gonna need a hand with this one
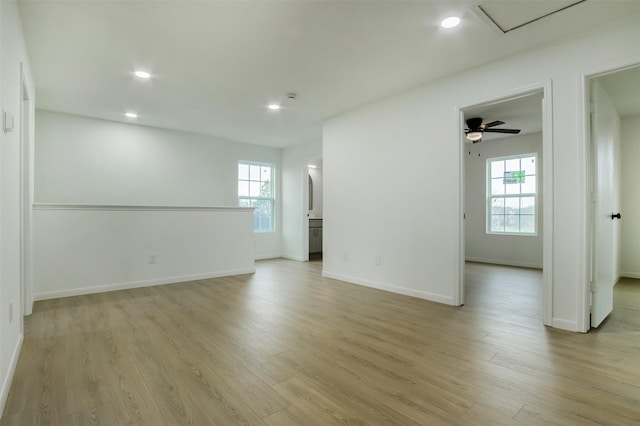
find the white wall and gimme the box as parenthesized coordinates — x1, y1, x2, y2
(0, 0, 36, 415)
(281, 141, 322, 261)
(620, 115, 640, 278)
(465, 132, 543, 268)
(35, 110, 228, 205)
(35, 110, 282, 259)
(323, 14, 640, 332)
(33, 205, 255, 300)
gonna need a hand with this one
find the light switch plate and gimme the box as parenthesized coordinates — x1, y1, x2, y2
(3, 110, 15, 133)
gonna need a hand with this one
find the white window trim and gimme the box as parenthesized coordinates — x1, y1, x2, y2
(486, 153, 538, 236)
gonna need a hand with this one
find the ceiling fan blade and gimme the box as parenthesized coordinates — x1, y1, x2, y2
(483, 120, 505, 128)
(484, 128, 521, 134)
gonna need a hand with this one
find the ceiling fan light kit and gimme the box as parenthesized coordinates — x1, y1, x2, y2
(466, 131, 483, 142)
(464, 117, 521, 143)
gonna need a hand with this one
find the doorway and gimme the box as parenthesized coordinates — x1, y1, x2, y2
(585, 64, 640, 329)
(306, 159, 323, 261)
(458, 84, 553, 327)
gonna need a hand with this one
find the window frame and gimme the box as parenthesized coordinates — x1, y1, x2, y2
(486, 153, 538, 236)
(238, 161, 276, 233)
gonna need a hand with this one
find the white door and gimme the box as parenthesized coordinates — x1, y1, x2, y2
(590, 80, 620, 328)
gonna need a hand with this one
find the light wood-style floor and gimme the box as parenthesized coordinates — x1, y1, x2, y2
(2, 260, 639, 425)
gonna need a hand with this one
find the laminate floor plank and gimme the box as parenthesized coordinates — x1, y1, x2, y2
(272, 376, 377, 426)
(459, 403, 526, 426)
(93, 355, 168, 426)
(270, 350, 426, 426)
(65, 403, 121, 426)
(176, 363, 267, 425)
(129, 340, 219, 425)
(3, 260, 640, 425)
(262, 406, 319, 426)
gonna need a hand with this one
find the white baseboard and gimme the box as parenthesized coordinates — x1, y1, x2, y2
(551, 317, 581, 332)
(465, 257, 543, 269)
(33, 268, 256, 301)
(0, 332, 23, 418)
(280, 254, 306, 261)
(322, 271, 454, 305)
(254, 255, 282, 260)
(620, 271, 640, 279)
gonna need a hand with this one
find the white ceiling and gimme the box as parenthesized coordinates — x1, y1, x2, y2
(597, 66, 640, 118)
(18, 0, 640, 148)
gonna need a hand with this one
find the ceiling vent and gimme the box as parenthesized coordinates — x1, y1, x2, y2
(475, 0, 587, 34)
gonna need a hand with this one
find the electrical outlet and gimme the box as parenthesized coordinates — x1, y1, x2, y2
(343, 252, 348, 261)
(9, 302, 13, 322)
(149, 254, 157, 264)
(374, 255, 382, 266)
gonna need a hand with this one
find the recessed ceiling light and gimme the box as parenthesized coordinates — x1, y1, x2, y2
(441, 16, 461, 29)
(125, 112, 138, 118)
(134, 70, 151, 79)
(267, 104, 281, 110)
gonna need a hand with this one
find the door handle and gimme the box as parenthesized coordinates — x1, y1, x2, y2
(611, 213, 621, 220)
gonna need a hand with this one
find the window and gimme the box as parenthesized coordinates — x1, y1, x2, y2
(487, 154, 537, 235)
(238, 161, 275, 232)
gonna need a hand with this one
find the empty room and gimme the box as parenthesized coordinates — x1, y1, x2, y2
(1, 1, 640, 424)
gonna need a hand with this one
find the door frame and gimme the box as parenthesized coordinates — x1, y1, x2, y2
(20, 63, 33, 317)
(579, 58, 640, 332)
(456, 80, 553, 327)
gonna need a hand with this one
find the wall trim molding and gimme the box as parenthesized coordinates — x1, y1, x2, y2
(465, 257, 543, 270)
(33, 268, 256, 301)
(0, 333, 23, 417)
(33, 204, 253, 212)
(322, 271, 455, 305)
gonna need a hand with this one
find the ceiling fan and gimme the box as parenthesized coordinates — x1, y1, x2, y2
(465, 117, 521, 143)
